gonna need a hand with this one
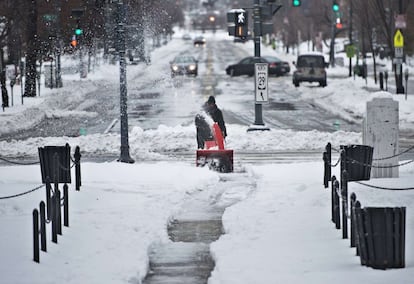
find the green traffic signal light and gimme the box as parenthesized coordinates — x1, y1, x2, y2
(332, 2, 339, 12)
(292, 0, 301, 7)
(75, 28, 83, 36)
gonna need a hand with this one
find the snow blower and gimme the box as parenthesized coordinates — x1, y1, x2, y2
(196, 122, 233, 173)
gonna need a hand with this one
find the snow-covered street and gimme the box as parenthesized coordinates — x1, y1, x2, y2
(1, 30, 414, 284)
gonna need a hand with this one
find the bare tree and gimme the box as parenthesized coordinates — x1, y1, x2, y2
(0, 15, 9, 108)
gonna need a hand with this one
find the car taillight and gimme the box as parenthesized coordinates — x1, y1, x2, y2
(269, 63, 277, 68)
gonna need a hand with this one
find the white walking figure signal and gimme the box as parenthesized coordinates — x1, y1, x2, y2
(238, 13, 245, 24)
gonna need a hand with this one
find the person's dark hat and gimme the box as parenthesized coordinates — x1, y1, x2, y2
(207, 96, 215, 104)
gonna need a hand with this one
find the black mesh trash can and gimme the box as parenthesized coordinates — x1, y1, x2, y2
(340, 145, 373, 181)
(355, 207, 406, 269)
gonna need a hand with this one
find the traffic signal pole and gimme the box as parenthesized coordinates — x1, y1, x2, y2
(229, 1, 280, 131)
(253, 0, 264, 126)
(248, 0, 270, 131)
(253, 0, 261, 59)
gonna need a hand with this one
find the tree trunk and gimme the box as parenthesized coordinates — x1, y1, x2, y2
(24, 0, 38, 97)
(0, 48, 9, 108)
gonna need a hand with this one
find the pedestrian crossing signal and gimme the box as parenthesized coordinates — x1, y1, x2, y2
(235, 25, 247, 37)
(70, 35, 77, 47)
(235, 11, 248, 38)
(336, 18, 343, 29)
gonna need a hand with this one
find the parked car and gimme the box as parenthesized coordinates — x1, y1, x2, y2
(193, 36, 206, 46)
(225, 56, 290, 77)
(262, 56, 290, 75)
(292, 53, 327, 87)
(182, 33, 192, 41)
(170, 55, 198, 77)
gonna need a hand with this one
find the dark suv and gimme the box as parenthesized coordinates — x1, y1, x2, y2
(293, 53, 327, 87)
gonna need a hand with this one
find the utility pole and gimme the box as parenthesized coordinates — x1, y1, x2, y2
(117, 0, 134, 163)
(348, 0, 353, 77)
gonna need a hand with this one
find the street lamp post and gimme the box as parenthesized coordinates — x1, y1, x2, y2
(117, 0, 134, 163)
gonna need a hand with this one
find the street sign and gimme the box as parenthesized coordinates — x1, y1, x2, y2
(395, 47, 403, 58)
(395, 14, 407, 29)
(394, 29, 404, 48)
(255, 63, 268, 104)
(345, 44, 355, 58)
(393, 58, 403, 65)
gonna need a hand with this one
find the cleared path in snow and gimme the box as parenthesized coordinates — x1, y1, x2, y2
(143, 172, 255, 284)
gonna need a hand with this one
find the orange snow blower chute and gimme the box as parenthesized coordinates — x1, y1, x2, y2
(196, 122, 233, 173)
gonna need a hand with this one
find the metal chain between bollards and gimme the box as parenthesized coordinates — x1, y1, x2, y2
(332, 145, 414, 162)
(345, 155, 414, 169)
(0, 185, 45, 200)
(355, 181, 414, 191)
(0, 155, 40, 165)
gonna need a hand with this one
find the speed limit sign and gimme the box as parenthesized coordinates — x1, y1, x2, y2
(255, 63, 268, 103)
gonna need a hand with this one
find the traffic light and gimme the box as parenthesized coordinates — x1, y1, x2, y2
(292, 0, 301, 7)
(335, 18, 343, 29)
(234, 11, 248, 38)
(332, 1, 339, 12)
(75, 27, 83, 36)
(70, 35, 77, 47)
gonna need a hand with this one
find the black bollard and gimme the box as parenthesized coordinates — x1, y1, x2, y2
(323, 143, 332, 188)
(46, 180, 52, 220)
(405, 69, 409, 100)
(63, 184, 69, 227)
(334, 180, 340, 229)
(354, 201, 365, 261)
(341, 170, 348, 239)
(331, 175, 337, 223)
(327, 143, 331, 185)
(384, 71, 388, 91)
(56, 189, 62, 235)
(323, 151, 328, 188)
(51, 194, 57, 243)
(33, 209, 39, 263)
(350, 193, 356, 248)
(40, 201, 47, 252)
(75, 146, 82, 191)
(379, 72, 384, 90)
